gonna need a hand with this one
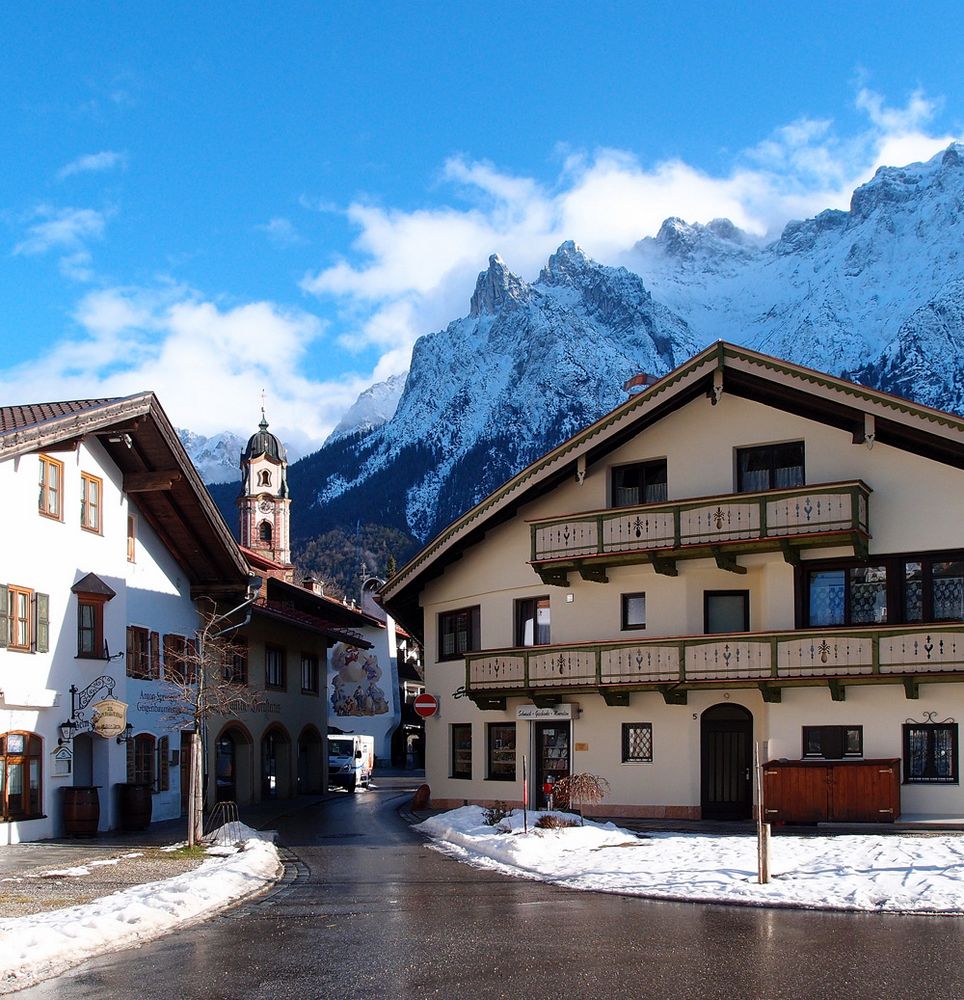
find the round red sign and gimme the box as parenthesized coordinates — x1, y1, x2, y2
(413, 693, 439, 718)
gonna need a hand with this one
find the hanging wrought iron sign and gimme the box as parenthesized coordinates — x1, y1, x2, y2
(90, 697, 128, 740)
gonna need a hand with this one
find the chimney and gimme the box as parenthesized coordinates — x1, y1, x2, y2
(301, 576, 324, 596)
(623, 373, 660, 394)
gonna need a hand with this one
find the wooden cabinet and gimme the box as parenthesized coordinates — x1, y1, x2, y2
(763, 758, 900, 824)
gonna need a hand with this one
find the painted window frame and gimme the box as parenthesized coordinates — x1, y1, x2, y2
(80, 472, 103, 533)
(703, 590, 750, 634)
(514, 596, 550, 647)
(0, 731, 43, 821)
(735, 440, 805, 493)
(127, 514, 137, 562)
(621, 592, 647, 631)
(38, 454, 64, 521)
(7, 585, 33, 651)
(132, 733, 156, 788)
(163, 633, 192, 685)
(222, 638, 248, 685)
(265, 644, 286, 690)
(301, 652, 319, 695)
(450, 723, 472, 779)
(802, 725, 863, 759)
(621, 722, 654, 764)
(486, 722, 516, 781)
(903, 723, 959, 784)
(438, 606, 480, 662)
(610, 458, 668, 508)
(76, 596, 106, 658)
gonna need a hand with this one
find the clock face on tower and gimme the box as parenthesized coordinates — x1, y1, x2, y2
(259, 499, 273, 513)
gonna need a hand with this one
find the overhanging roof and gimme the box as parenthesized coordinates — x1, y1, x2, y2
(0, 392, 249, 595)
(380, 341, 964, 639)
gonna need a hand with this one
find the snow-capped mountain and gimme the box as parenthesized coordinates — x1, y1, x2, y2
(327, 371, 407, 443)
(286, 143, 964, 547)
(177, 429, 245, 485)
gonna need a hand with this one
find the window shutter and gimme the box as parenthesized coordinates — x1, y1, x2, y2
(126, 737, 135, 782)
(150, 631, 160, 679)
(159, 736, 170, 791)
(0, 584, 8, 648)
(34, 593, 49, 653)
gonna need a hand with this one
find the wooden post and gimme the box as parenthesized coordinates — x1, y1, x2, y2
(755, 740, 770, 884)
(522, 755, 528, 834)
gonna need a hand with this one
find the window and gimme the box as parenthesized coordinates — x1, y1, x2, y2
(127, 515, 137, 562)
(265, 644, 286, 689)
(77, 598, 105, 657)
(38, 454, 63, 519)
(132, 733, 156, 787)
(736, 441, 804, 492)
(451, 724, 472, 779)
(0, 732, 43, 821)
(80, 473, 102, 533)
(0, 585, 48, 653)
(163, 634, 192, 684)
(621, 593, 646, 631)
(438, 606, 480, 661)
(802, 553, 964, 628)
(258, 470, 272, 487)
(301, 652, 319, 694)
(903, 723, 958, 784)
(487, 723, 516, 780)
(515, 597, 550, 646)
(802, 725, 863, 759)
(704, 590, 749, 634)
(223, 638, 248, 685)
(622, 722, 653, 764)
(259, 521, 273, 543)
(126, 626, 159, 679)
(611, 459, 667, 507)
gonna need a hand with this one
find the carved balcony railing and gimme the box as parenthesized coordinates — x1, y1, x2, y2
(528, 481, 871, 584)
(464, 623, 964, 707)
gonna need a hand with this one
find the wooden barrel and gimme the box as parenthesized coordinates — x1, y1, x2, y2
(62, 786, 100, 837)
(117, 782, 153, 831)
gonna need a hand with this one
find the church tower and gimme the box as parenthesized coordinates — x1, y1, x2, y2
(238, 409, 291, 567)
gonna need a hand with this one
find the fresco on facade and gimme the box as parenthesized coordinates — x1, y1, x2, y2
(330, 642, 389, 717)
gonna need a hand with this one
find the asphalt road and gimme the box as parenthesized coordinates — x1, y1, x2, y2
(15, 780, 964, 1000)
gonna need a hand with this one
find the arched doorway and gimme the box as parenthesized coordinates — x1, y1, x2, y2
(261, 725, 291, 800)
(213, 723, 254, 806)
(700, 703, 753, 820)
(297, 726, 324, 794)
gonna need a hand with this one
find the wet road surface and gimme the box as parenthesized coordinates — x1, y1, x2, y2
(14, 780, 964, 999)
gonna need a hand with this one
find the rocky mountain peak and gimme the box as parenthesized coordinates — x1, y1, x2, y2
(469, 254, 529, 317)
(540, 240, 592, 285)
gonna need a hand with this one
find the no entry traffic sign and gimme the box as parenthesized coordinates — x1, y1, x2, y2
(413, 692, 440, 718)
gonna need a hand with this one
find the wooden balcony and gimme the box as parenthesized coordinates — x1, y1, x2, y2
(464, 624, 964, 708)
(528, 481, 871, 585)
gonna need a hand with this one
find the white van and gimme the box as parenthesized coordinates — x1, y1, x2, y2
(327, 734, 375, 791)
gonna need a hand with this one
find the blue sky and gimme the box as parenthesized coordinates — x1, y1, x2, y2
(1, 2, 961, 453)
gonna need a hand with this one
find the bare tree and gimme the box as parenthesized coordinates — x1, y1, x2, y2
(160, 598, 265, 846)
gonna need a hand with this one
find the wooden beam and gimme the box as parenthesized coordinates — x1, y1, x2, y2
(661, 686, 687, 705)
(828, 679, 846, 702)
(532, 694, 559, 709)
(601, 689, 630, 707)
(469, 695, 507, 711)
(578, 564, 609, 584)
(652, 556, 678, 577)
(758, 684, 782, 703)
(31, 438, 81, 453)
(903, 677, 920, 700)
(124, 471, 182, 492)
(779, 540, 801, 566)
(536, 567, 570, 587)
(713, 548, 747, 575)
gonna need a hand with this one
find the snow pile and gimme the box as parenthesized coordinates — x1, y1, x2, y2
(0, 825, 280, 991)
(416, 806, 964, 914)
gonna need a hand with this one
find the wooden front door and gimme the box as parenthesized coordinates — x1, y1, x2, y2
(701, 704, 753, 820)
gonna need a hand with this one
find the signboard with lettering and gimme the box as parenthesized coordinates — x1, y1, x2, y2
(90, 698, 128, 739)
(516, 704, 577, 721)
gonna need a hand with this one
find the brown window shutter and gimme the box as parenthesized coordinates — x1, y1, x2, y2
(150, 632, 160, 679)
(126, 737, 135, 782)
(126, 626, 135, 676)
(159, 736, 170, 791)
(34, 593, 49, 653)
(0, 584, 8, 648)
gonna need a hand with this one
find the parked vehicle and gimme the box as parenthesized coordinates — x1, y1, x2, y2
(327, 734, 375, 791)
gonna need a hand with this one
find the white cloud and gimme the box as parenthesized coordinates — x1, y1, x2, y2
(257, 217, 306, 247)
(0, 286, 373, 450)
(300, 87, 959, 380)
(57, 151, 127, 181)
(13, 206, 107, 257)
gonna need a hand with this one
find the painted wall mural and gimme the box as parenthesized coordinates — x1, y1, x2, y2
(330, 642, 389, 717)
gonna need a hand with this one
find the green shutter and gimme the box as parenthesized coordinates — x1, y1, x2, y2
(34, 593, 49, 653)
(0, 584, 8, 648)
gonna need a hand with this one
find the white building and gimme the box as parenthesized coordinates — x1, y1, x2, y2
(0, 395, 249, 843)
(382, 344, 964, 822)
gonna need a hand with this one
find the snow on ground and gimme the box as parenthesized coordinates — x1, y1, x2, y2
(0, 825, 280, 993)
(416, 806, 964, 915)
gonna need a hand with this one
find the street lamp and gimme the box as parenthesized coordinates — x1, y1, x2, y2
(58, 719, 77, 746)
(116, 723, 135, 745)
